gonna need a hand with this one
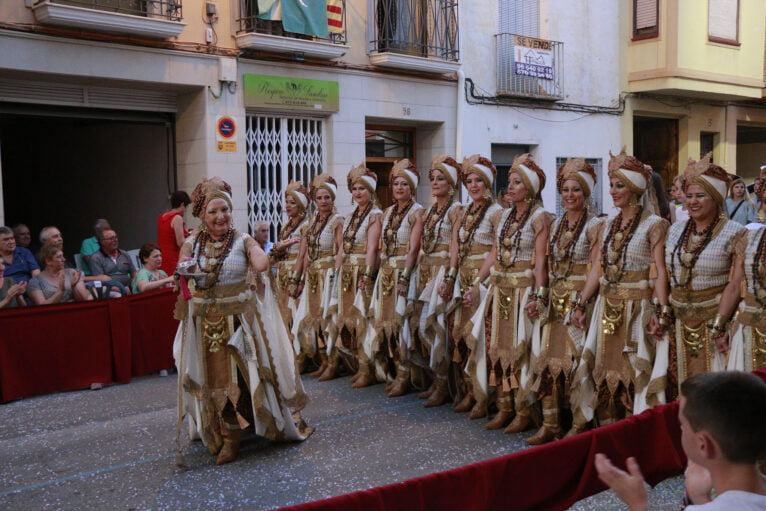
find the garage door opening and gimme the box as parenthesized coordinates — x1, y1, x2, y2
(0, 104, 176, 259)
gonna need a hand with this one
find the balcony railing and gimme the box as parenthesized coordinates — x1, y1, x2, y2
(369, 0, 459, 62)
(236, 0, 346, 44)
(496, 33, 563, 101)
(34, 0, 183, 21)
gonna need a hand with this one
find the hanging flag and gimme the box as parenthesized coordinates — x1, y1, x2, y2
(281, 0, 330, 39)
(327, 0, 343, 34)
(257, 0, 282, 20)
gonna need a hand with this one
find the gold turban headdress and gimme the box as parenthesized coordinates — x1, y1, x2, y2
(430, 155, 461, 189)
(310, 173, 338, 201)
(285, 181, 309, 212)
(347, 163, 377, 194)
(557, 158, 597, 197)
(511, 153, 546, 200)
(190, 176, 233, 219)
(682, 152, 730, 205)
(608, 147, 652, 195)
(461, 154, 496, 188)
(390, 158, 419, 192)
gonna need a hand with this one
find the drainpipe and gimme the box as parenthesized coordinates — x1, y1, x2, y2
(455, 1, 464, 199)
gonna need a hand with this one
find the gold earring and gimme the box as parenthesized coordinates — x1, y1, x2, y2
(629, 195, 638, 207)
(448, 187, 455, 196)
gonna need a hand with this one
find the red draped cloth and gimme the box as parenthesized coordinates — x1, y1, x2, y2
(280, 369, 766, 511)
(0, 289, 177, 402)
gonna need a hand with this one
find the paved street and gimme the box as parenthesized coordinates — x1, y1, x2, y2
(0, 373, 683, 510)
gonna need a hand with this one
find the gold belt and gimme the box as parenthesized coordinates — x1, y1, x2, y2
(600, 280, 652, 301)
(420, 254, 450, 267)
(671, 285, 725, 305)
(422, 243, 450, 256)
(551, 276, 586, 294)
(737, 293, 766, 327)
(492, 270, 534, 289)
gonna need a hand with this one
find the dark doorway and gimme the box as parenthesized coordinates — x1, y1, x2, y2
(633, 116, 678, 188)
(492, 144, 530, 200)
(0, 105, 176, 259)
(365, 125, 415, 209)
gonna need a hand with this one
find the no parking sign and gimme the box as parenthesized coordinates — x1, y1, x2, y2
(216, 116, 237, 152)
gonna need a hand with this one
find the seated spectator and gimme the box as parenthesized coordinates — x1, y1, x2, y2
(0, 259, 27, 308)
(132, 243, 174, 293)
(88, 229, 135, 294)
(0, 225, 40, 284)
(37, 226, 68, 266)
(595, 371, 766, 510)
(157, 190, 191, 275)
(28, 246, 91, 305)
(80, 219, 110, 277)
(12, 223, 33, 250)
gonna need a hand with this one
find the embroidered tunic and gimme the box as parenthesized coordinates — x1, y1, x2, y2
(729, 226, 766, 372)
(273, 217, 310, 342)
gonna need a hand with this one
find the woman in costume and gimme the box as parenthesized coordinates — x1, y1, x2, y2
(414, 155, 464, 407)
(527, 158, 601, 444)
(439, 155, 503, 418)
(335, 165, 383, 389)
(726, 177, 756, 226)
(174, 177, 312, 465)
(269, 182, 310, 370)
(726, 221, 766, 372)
(367, 159, 424, 396)
(465, 154, 552, 434)
(662, 154, 745, 393)
(290, 174, 345, 380)
(571, 149, 669, 428)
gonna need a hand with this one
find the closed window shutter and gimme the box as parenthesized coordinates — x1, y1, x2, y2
(709, 0, 738, 42)
(635, 0, 657, 30)
(499, 0, 539, 37)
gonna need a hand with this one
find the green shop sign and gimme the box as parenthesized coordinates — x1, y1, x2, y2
(244, 74, 339, 113)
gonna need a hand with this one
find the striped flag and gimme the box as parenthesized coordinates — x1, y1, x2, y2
(327, 0, 343, 34)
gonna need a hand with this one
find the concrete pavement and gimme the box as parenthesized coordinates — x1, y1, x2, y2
(0, 374, 683, 510)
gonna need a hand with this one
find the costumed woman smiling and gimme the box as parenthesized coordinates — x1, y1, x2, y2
(571, 149, 669, 429)
(465, 153, 553, 434)
(291, 174, 345, 381)
(528, 158, 601, 444)
(440, 155, 503, 418)
(660, 154, 745, 394)
(366, 159, 424, 397)
(334, 165, 383, 389)
(414, 155, 464, 407)
(269, 181, 310, 371)
(173, 177, 312, 466)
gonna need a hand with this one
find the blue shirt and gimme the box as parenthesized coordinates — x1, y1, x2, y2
(4, 247, 40, 283)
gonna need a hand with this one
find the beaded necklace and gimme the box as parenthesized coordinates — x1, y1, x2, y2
(422, 196, 454, 254)
(601, 207, 643, 284)
(669, 217, 720, 289)
(549, 210, 589, 281)
(307, 212, 332, 263)
(278, 212, 306, 242)
(750, 228, 766, 305)
(192, 226, 236, 290)
(342, 201, 373, 255)
(383, 199, 414, 257)
(496, 202, 535, 268)
(457, 199, 492, 263)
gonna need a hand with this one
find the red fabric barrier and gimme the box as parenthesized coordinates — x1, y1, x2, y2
(281, 370, 766, 511)
(280, 403, 686, 511)
(0, 289, 178, 402)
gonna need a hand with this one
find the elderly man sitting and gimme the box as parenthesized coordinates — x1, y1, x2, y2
(37, 226, 66, 265)
(88, 229, 135, 296)
(0, 225, 40, 285)
(80, 218, 110, 277)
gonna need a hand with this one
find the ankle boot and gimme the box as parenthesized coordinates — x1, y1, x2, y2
(453, 392, 475, 413)
(563, 423, 587, 438)
(527, 395, 561, 445)
(486, 391, 513, 429)
(504, 413, 531, 434)
(351, 364, 375, 388)
(309, 353, 328, 378)
(215, 428, 242, 465)
(388, 362, 411, 397)
(418, 380, 436, 399)
(469, 399, 487, 419)
(424, 376, 449, 407)
(318, 352, 340, 381)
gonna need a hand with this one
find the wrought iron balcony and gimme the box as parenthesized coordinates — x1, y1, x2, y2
(495, 33, 563, 101)
(235, 0, 349, 60)
(31, 0, 185, 38)
(368, 0, 460, 74)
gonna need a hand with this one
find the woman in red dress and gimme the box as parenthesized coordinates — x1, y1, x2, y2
(157, 190, 191, 275)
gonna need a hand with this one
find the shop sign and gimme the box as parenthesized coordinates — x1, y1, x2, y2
(216, 116, 237, 153)
(513, 35, 554, 80)
(243, 74, 339, 113)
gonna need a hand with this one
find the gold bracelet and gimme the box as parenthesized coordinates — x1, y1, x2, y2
(535, 286, 549, 299)
(400, 267, 412, 282)
(446, 267, 458, 280)
(709, 314, 728, 330)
